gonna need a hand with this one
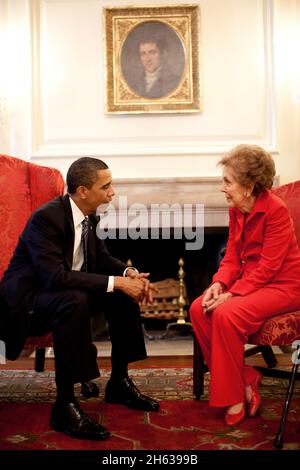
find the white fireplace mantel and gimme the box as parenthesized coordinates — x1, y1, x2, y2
(111, 177, 228, 228)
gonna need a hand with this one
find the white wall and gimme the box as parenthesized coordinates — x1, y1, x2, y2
(0, 0, 299, 183)
(274, 0, 300, 183)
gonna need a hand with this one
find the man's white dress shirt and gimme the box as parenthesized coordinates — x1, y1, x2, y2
(69, 197, 114, 292)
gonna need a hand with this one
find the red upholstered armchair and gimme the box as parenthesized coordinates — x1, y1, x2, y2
(0, 154, 64, 371)
(193, 180, 300, 449)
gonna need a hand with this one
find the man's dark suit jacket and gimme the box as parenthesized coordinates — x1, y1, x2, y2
(0, 195, 126, 360)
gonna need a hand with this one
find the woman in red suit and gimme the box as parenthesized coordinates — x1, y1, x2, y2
(190, 144, 300, 426)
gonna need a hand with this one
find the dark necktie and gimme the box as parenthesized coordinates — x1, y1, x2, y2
(81, 217, 89, 272)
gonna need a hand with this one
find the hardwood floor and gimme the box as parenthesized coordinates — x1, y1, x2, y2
(1, 329, 292, 371)
(1, 351, 292, 371)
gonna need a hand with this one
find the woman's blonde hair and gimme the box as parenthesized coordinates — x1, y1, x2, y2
(219, 144, 276, 195)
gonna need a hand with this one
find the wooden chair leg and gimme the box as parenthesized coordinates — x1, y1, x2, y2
(193, 335, 206, 400)
(34, 347, 46, 372)
(274, 360, 299, 449)
(260, 345, 278, 368)
(245, 345, 278, 368)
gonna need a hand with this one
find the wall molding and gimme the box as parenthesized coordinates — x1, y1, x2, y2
(29, 0, 278, 160)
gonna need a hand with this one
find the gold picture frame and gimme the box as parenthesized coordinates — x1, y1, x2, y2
(104, 4, 201, 114)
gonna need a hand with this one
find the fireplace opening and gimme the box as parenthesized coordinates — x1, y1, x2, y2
(105, 227, 228, 308)
(92, 226, 228, 339)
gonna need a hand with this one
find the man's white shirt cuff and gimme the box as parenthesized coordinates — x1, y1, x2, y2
(107, 276, 114, 292)
(107, 267, 139, 292)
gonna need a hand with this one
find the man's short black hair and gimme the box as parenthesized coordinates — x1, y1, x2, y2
(67, 157, 108, 194)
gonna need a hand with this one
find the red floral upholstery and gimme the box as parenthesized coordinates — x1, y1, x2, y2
(0, 156, 32, 280)
(0, 154, 64, 356)
(249, 311, 300, 345)
(273, 181, 300, 247)
(0, 154, 64, 279)
(248, 181, 300, 347)
(29, 162, 65, 212)
(24, 334, 53, 349)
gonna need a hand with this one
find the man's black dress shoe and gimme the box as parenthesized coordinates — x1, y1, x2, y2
(81, 381, 99, 398)
(50, 400, 110, 440)
(105, 377, 159, 411)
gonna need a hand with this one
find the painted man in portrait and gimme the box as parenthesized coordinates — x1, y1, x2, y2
(133, 34, 181, 99)
(121, 22, 185, 100)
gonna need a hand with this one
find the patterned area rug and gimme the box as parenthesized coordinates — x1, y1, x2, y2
(0, 368, 299, 450)
(0, 367, 194, 403)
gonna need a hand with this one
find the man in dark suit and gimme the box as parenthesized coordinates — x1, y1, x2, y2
(0, 157, 159, 440)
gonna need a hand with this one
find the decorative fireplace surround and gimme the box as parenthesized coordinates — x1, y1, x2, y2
(110, 175, 279, 224)
(111, 176, 228, 228)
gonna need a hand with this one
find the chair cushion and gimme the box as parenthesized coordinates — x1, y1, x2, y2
(24, 333, 53, 349)
(249, 311, 300, 345)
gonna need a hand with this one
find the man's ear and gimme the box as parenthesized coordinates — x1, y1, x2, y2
(76, 185, 88, 200)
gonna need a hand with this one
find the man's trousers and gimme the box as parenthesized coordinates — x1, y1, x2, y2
(30, 289, 147, 387)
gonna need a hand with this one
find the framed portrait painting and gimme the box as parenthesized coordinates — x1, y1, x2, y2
(104, 4, 202, 114)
